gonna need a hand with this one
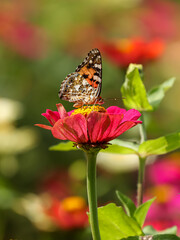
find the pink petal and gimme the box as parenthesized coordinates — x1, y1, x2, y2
(106, 106, 126, 115)
(52, 114, 88, 143)
(98, 114, 124, 142)
(42, 109, 60, 126)
(56, 103, 68, 119)
(35, 124, 52, 130)
(67, 110, 75, 116)
(87, 112, 111, 143)
(103, 121, 139, 142)
(123, 109, 141, 122)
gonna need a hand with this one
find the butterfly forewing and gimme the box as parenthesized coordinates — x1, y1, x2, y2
(58, 48, 103, 108)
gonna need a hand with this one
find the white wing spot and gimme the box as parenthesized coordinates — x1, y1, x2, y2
(74, 84, 81, 91)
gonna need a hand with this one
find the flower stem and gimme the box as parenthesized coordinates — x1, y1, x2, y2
(85, 150, 101, 240)
(137, 112, 147, 206)
(137, 157, 146, 206)
(139, 113, 147, 143)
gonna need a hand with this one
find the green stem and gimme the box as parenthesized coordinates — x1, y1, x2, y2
(137, 112, 147, 206)
(85, 150, 101, 240)
(137, 157, 146, 207)
(139, 113, 147, 143)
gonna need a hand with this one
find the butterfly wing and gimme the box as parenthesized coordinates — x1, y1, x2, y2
(75, 48, 102, 98)
(59, 48, 102, 107)
(59, 72, 93, 102)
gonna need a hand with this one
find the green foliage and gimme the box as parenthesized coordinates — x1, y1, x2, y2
(147, 77, 175, 110)
(103, 132, 180, 158)
(98, 202, 179, 239)
(153, 235, 180, 240)
(121, 64, 152, 111)
(49, 141, 79, 151)
(116, 191, 155, 227)
(121, 64, 175, 112)
(98, 203, 143, 240)
(102, 139, 139, 154)
(116, 191, 136, 217)
(134, 198, 156, 227)
(143, 225, 177, 235)
(121, 235, 180, 240)
(138, 132, 180, 158)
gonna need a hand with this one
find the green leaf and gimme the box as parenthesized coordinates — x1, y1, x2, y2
(148, 77, 175, 110)
(153, 234, 180, 240)
(121, 65, 152, 111)
(98, 203, 143, 240)
(116, 191, 136, 217)
(49, 141, 78, 151)
(121, 235, 180, 240)
(134, 198, 155, 227)
(138, 132, 180, 158)
(143, 225, 177, 235)
(102, 139, 139, 154)
(121, 237, 139, 240)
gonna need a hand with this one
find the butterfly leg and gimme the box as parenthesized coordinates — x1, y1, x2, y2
(73, 101, 84, 108)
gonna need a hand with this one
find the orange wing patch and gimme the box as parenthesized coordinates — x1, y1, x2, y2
(78, 66, 98, 88)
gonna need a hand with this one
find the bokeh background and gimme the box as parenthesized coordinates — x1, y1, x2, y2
(0, 0, 180, 239)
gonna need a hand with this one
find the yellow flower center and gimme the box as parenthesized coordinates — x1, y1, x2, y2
(61, 196, 86, 212)
(71, 106, 106, 116)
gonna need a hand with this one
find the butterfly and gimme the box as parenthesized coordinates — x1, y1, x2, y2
(58, 48, 104, 108)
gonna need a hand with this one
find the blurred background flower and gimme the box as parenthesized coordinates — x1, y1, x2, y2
(144, 153, 180, 232)
(13, 169, 89, 232)
(0, 0, 180, 239)
(97, 38, 164, 68)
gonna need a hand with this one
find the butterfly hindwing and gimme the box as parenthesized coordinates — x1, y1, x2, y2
(59, 48, 103, 107)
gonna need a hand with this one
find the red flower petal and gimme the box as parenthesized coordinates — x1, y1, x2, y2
(123, 109, 141, 122)
(98, 114, 125, 142)
(56, 103, 68, 119)
(103, 121, 137, 142)
(42, 109, 60, 126)
(87, 112, 111, 143)
(35, 124, 52, 130)
(106, 106, 126, 115)
(52, 114, 88, 143)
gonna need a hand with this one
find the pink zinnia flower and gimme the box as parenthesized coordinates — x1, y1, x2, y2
(147, 153, 180, 186)
(144, 184, 180, 232)
(36, 104, 142, 148)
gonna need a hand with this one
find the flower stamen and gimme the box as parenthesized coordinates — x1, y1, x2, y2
(71, 106, 106, 116)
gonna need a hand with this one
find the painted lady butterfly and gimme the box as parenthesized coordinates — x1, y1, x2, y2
(58, 48, 104, 108)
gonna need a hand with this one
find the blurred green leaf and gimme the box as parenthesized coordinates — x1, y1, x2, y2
(127, 64, 144, 79)
(121, 65, 152, 111)
(153, 235, 180, 240)
(121, 235, 179, 240)
(49, 141, 79, 151)
(134, 198, 155, 227)
(98, 203, 143, 240)
(138, 132, 180, 158)
(143, 225, 177, 235)
(116, 191, 136, 217)
(111, 139, 139, 151)
(148, 77, 175, 110)
(103, 139, 139, 154)
(121, 237, 139, 240)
